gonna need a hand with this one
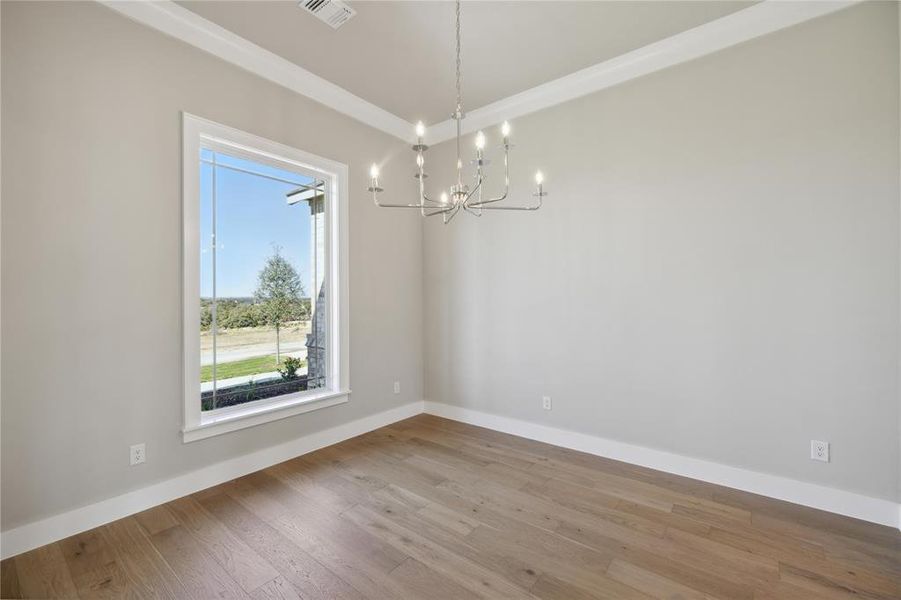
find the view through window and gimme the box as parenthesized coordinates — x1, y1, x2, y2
(199, 149, 327, 411)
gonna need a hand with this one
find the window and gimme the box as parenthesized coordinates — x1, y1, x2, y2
(182, 114, 349, 442)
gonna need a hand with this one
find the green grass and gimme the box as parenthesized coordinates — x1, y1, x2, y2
(201, 354, 283, 383)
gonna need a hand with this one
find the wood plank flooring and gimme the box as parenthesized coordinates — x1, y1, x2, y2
(2, 414, 899, 599)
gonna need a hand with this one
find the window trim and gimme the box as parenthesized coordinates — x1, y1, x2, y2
(182, 113, 350, 443)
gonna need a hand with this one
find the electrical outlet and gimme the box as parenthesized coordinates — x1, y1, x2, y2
(542, 396, 552, 411)
(810, 440, 829, 463)
(130, 443, 146, 466)
(393, 381, 400, 394)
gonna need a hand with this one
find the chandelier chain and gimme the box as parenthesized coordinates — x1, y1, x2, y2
(455, 0, 462, 114)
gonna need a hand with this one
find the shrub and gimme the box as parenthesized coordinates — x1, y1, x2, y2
(200, 298, 310, 332)
(277, 357, 304, 381)
(200, 303, 213, 331)
(219, 302, 265, 329)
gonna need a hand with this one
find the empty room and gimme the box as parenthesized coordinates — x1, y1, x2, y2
(1, 0, 899, 598)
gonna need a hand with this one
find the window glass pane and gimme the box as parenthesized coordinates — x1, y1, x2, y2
(213, 152, 307, 185)
(199, 149, 326, 411)
(199, 159, 215, 402)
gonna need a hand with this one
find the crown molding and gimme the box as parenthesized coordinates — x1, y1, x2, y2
(98, 0, 415, 142)
(100, 1, 859, 147)
(424, 0, 861, 145)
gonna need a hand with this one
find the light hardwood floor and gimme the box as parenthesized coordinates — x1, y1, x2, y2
(2, 414, 899, 599)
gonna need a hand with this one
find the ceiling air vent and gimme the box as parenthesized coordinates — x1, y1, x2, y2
(299, 0, 356, 30)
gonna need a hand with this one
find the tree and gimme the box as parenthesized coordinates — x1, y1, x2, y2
(254, 247, 304, 361)
(200, 300, 213, 331)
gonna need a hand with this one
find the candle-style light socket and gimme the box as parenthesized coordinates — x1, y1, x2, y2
(368, 164, 382, 193)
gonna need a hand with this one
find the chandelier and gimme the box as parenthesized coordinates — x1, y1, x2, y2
(367, 0, 547, 224)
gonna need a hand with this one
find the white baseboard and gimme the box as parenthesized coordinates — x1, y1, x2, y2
(3, 398, 897, 559)
(0, 401, 424, 560)
(423, 401, 901, 530)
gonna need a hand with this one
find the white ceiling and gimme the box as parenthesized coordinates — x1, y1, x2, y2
(176, 1, 756, 124)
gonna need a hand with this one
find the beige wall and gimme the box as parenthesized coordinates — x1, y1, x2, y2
(0, 1, 423, 530)
(423, 1, 900, 502)
(2, 0, 899, 534)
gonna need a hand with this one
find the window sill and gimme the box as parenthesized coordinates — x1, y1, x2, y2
(183, 388, 351, 443)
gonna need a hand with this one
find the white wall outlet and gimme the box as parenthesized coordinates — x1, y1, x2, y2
(393, 381, 400, 394)
(542, 396, 552, 410)
(810, 440, 829, 463)
(130, 443, 146, 466)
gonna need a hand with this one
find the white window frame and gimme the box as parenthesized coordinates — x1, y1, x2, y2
(182, 113, 350, 443)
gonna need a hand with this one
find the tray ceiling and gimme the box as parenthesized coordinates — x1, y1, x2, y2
(176, 1, 756, 124)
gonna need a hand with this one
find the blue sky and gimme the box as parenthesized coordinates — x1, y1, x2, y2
(200, 150, 316, 299)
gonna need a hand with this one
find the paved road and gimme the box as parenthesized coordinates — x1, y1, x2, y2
(201, 341, 307, 366)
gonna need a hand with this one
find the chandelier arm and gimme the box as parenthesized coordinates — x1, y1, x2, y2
(443, 204, 462, 224)
(470, 160, 485, 215)
(418, 178, 449, 214)
(477, 194, 543, 211)
(465, 195, 483, 216)
(372, 192, 432, 209)
(468, 192, 509, 208)
(460, 174, 484, 216)
(425, 207, 454, 217)
(468, 146, 510, 207)
(462, 203, 483, 217)
(374, 202, 434, 209)
(416, 149, 454, 213)
(478, 204, 539, 211)
(420, 198, 446, 212)
(418, 178, 447, 209)
(462, 175, 483, 205)
(370, 175, 444, 209)
(421, 193, 454, 216)
(373, 196, 450, 210)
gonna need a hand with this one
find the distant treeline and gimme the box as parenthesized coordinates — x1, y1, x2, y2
(201, 297, 311, 331)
